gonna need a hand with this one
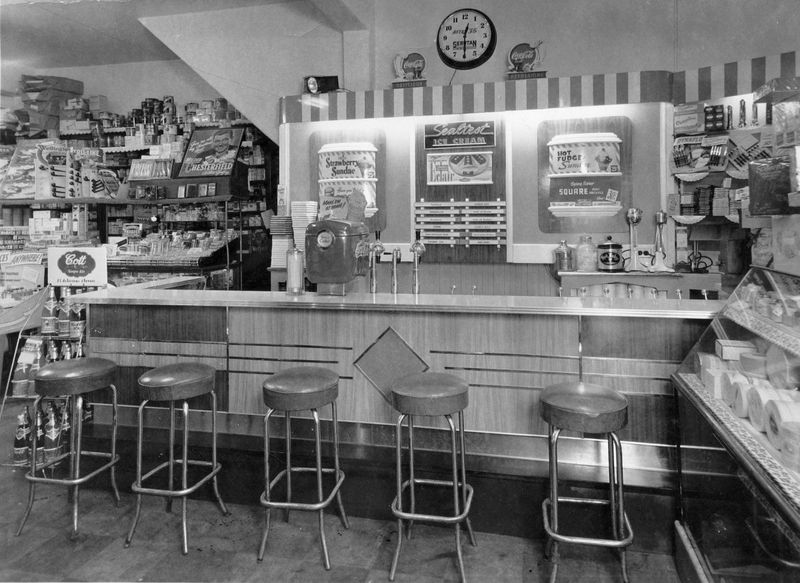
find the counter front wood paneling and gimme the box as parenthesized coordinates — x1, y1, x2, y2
(80, 287, 721, 484)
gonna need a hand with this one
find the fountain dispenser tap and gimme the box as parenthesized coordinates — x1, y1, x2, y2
(410, 233, 425, 295)
(391, 247, 402, 294)
(369, 238, 385, 293)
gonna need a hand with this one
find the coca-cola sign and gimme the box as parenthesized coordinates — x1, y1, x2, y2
(57, 250, 96, 277)
(507, 41, 544, 73)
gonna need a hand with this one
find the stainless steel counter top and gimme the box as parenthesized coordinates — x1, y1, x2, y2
(81, 284, 723, 319)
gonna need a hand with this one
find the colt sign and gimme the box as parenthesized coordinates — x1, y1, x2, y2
(48, 246, 107, 287)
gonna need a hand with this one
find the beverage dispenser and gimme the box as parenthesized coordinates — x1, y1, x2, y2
(305, 219, 369, 295)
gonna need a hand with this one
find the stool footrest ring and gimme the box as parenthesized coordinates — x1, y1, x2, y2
(132, 460, 222, 498)
(260, 467, 345, 512)
(542, 498, 634, 549)
(391, 479, 474, 526)
(25, 453, 119, 487)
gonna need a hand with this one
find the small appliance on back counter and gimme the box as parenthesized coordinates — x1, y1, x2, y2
(305, 219, 369, 295)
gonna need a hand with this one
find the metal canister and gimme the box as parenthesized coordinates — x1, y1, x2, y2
(597, 235, 624, 272)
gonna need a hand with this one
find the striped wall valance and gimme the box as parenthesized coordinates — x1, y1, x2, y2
(280, 50, 798, 124)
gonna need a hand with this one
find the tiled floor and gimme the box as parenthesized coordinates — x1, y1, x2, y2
(0, 410, 681, 582)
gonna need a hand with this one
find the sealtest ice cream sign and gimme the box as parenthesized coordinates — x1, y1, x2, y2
(48, 246, 107, 286)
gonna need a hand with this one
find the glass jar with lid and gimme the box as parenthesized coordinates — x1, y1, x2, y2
(576, 235, 597, 271)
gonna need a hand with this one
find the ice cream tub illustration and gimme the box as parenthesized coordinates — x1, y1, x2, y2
(318, 142, 377, 181)
(547, 133, 622, 177)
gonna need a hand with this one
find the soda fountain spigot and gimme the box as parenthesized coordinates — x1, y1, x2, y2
(625, 207, 646, 272)
(410, 232, 425, 295)
(369, 238, 385, 293)
(650, 210, 674, 272)
(391, 247, 402, 294)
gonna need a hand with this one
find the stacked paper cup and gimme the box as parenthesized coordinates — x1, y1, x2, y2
(765, 399, 800, 450)
(721, 371, 749, 406)
(747, 385, 798, 432)
(779, 422, 800, 473)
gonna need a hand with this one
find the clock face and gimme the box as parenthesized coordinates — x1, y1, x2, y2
(436, 8, 497, 70)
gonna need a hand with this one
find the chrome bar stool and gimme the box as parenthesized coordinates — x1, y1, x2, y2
(540, 380, 634, 583)
(125, 362, 228, 555)
(389, 371, 476, 582)
(17, 357, 120, 538)
(257, 366, 349, 570)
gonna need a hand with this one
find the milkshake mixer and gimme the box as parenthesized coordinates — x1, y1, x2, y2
(625, 207, 646, 272)
(650, 210, 674, 272)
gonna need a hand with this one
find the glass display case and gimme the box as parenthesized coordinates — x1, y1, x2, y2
(673, 266, 800, 582)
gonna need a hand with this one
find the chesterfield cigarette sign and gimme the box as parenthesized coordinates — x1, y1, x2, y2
(425, 121, 495, 149)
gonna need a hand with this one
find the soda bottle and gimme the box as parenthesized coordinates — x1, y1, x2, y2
(12, 406, 31, 466)
(57, 287, 72, 338)
(33, 405, 45, 466)
(59, 400, 71, 458)
(47, 339, 59, 363)
(40, 286, 59, 336)
(69, 288, 86, 342)
(43, 401, 60, 465)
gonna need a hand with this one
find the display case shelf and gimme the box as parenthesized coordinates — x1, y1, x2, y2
(724, 305, 800, 358)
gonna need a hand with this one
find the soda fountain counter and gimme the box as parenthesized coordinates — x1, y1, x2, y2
(671, 266, 800, 582)
(76, 284, 721, 495)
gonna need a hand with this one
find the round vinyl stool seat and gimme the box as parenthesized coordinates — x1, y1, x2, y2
(262, 366, 338, 411)
(137, 362, 215, 402)
(34, 357, 117, 397)
(390, 372, 469, 416)
(540, 381, 628, 434)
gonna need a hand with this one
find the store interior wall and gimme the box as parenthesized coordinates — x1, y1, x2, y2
(4, 0, 800, 144)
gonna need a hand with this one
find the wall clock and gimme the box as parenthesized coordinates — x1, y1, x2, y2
(436, 8, 497, 70)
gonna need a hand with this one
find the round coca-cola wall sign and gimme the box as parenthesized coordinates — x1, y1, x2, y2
(58, 250, 96, 277)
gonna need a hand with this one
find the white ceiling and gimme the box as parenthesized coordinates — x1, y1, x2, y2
(0, 0, 281, 69)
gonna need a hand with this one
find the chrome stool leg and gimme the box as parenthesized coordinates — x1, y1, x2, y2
(126, 399, 148, 548)
(611, 432, 629, 583)
(109, 386, 120, 505)
(313, 409, 331, 570)
(458, 410, 476, 546)
(447, 414, 466, 582)
(257, 408, 275, 562)
(331, 401, 349, 529)
(389, 413, 406, 581)
(285, 410, 292, 522)
(209, 391, 227, 515)
(180, 401, 190, 555)
(70, 394, 84, 538)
